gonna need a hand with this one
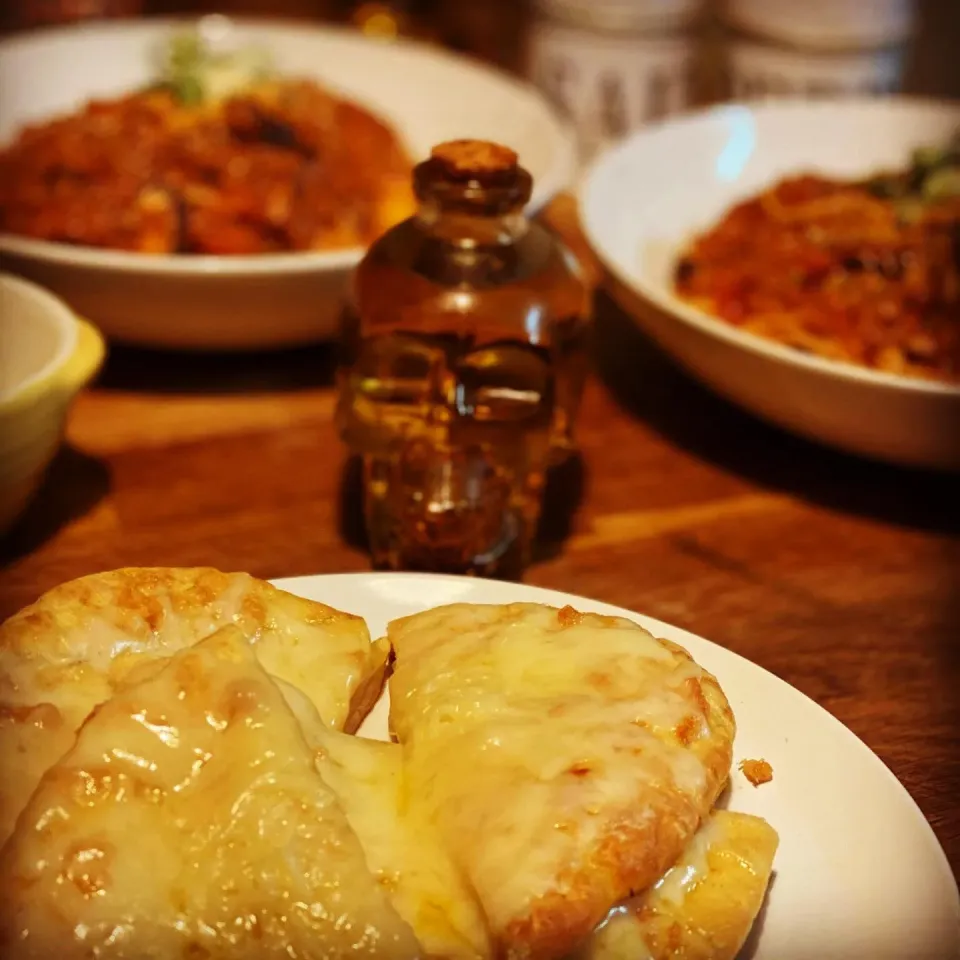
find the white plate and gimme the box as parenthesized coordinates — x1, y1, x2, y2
(0, 18, 575, 350)
(579, 99, 960, 471)
(274, 571, 960, 960)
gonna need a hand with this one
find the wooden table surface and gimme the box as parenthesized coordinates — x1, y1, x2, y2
(1, 195, 958, 884)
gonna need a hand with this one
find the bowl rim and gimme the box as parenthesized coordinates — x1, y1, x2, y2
(578, 96, 960, 399)
(0, 272, 79, 402)
(0, 15, 577, 277)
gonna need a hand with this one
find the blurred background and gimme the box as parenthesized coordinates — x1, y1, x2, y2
(3, 1, 958, 164)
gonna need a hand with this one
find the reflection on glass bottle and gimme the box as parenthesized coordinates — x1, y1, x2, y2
(337, 140, 590, 578)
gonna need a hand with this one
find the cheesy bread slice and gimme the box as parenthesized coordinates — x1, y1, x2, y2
(387, 603, 736, 960)
(578, 810, 779, 960)
(0, 626, 420, 960)
(279, 680, 493, 960)
(0, 567, 387, 845)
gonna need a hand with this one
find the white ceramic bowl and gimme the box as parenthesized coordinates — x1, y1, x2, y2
(579, 99, 960, 471)
(0, 17, 576, 351)
(0, 274, 105, 535)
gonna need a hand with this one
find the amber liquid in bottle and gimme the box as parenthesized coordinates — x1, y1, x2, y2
(337, 140, 590, 577)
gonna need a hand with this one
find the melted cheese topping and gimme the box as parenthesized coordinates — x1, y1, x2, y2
(0, 568, 386, 845)
(579, 811, 779, 960)
(388, 603, 736, 958)
(0, 627, 420, 960)
(318, 735, 492, 959)
(1, 578, 769, 960)
(278, 679, 492, 960)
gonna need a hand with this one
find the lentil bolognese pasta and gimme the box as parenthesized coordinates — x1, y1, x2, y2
(0, 31, 415, 255)
(674, 137, 960, 383)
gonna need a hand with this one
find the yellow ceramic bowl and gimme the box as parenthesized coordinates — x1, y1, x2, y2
(0, 273, 105, 535)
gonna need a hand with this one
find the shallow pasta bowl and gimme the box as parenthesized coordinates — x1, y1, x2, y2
(579, 99, 960, 471)
(0, 18, 575, 351)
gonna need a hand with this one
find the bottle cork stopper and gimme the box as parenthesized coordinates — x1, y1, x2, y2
(430, 140, 519, 177)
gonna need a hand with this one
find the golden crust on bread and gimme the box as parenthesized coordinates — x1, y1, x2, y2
(579, 810, 779, 960)
(0, 626, 420, 960)
(0, 567, 387, 846)
(387, 602, 736, 960)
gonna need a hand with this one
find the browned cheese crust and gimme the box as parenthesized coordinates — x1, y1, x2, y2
(739, 758, 774, 787)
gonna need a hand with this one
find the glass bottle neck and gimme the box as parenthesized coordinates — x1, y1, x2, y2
(415, 198, 528, 247)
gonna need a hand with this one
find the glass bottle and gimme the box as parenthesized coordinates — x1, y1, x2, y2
(337, 139, 590, 578)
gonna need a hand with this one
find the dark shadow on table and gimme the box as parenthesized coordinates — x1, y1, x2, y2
(0, 445, 111, 567)
(592, 290, 960, 538)
(534, 453, 586, 563)
(338, 455, 369, 554)
(95, 342, 338, 395)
